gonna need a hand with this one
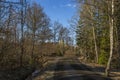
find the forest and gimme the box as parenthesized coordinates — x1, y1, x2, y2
(76, 0, 120, 76)
(0, 0, 74, 79)
(0, 0, 120, 80)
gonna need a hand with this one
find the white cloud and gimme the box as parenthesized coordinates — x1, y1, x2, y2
(66, 4, 72, 7)
(72, 4, 77, 8)
(61, 3, 77, 8)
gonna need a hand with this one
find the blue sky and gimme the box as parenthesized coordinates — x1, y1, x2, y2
(32, 0, 77, 27)
(6, 0, 77, 27)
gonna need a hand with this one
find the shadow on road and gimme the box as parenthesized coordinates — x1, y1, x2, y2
(46, 57, 112, 80)
(49, 74, 112, 80)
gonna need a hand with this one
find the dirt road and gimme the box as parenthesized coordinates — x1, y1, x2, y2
(32, 57, 112, 80)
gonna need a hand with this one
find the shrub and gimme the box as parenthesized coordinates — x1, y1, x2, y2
(98, 50, 109, 65)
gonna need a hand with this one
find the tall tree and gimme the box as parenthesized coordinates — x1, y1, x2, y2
(20, 0, 27, 67)
(105, 0, 114, 76)
(76, 0, 99, 62)
(52, 21, 61, 43)
(26, 2, 50, 61)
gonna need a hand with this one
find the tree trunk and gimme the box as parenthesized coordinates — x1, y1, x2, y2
(86, 0, 99, 63)
(31, 32, 35, 61)
(105, 0, 114, 76)
(20, 0, 24, 67)
(92, 27, 98, 63)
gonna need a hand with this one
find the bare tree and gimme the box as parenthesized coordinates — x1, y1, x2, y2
(52, 21, 61, 43)
(26, 2, 50, 61)
(38, 24, 52, 43)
